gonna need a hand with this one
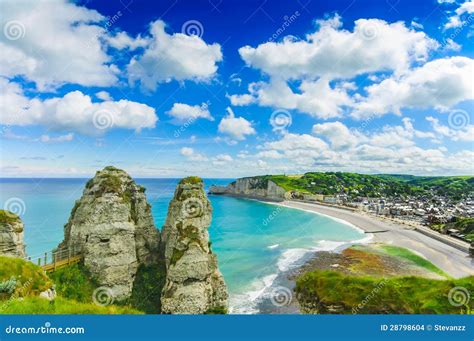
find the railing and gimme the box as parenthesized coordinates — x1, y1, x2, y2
(25, 246, 83, 272)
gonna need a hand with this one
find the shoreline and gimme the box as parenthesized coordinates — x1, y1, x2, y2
(273, 200, 474, 278)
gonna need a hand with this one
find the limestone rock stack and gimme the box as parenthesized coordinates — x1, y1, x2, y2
(0, 210, 26, 258)
(161, 177, 228, 314)
(58, 166, 160, 300)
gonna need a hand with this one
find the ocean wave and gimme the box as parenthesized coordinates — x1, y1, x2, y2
(267, 244, 279, 249)
(229, 234, 373, 314)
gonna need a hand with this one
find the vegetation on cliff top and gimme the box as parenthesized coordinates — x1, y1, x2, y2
(0, 256, 52, 297)
(295, 270, 473, 314)
(179, 176, 203, 185)
(0, 210, 20, 224)
(247, 172, 473, 200)
(0, 257, 140, 314)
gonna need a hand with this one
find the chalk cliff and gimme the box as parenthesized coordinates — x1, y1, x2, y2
(0, 210, 26, 258)
(161, 177, 228, 314)
(209, 177, 287, 201)
(58, 166, 160, 300)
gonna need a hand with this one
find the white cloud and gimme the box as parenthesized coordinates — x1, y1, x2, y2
(39, 133, 74, 143)
(214, 154, 233, 162)
(167, 102, 214, 122)
(426, 116, 474, 141)
(254, 121, 473, 174)
(312, 121, 362, 150)
(0, 0, 117, 90)
(218, 107, 256, 141)
(107, 31, 148, 50)
(0, 78, 157, 135)
(353, 57, 474, 118)
(127, 20, 222, 90)
(238, 15, 437, 80)
(232, 15, 439, 118)
(96, 91, 113, 101)
(212, 153, 233, 165)
(444, 0, 474, 29)
(231, 78, 352, 118)
(180, 147, 208, 161)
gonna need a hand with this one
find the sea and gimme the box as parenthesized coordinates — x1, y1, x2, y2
(0, 178, 369, 314)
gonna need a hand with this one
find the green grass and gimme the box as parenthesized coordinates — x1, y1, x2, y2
(0, 210, 20, 224)
(295, 270, 474, 314)
(179, 176, 203, 185)
(379, 245, 449, 278)
(48, 264, 98, 303)
(0, 297, 142, 314)
(242, 172, 474, 201)
(129, 263, 167, 314)
(0, 256, 52, 296)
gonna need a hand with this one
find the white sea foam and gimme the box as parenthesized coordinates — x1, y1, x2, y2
(229, 273, 278, 314)
(267, 244, 279, 249)
(277, 248, 309, 272)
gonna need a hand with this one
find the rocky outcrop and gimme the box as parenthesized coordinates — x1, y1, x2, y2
(58, 166, 160, 300)
(0, 210, 26, 258)
(209, 177, 287, 201)
(161, 177, 228, 314)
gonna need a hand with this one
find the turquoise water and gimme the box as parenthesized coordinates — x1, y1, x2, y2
(0, 178, 365, 313)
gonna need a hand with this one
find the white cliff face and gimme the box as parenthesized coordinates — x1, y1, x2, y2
(58, 166, 160, 301)
(209, 177, 287, 201)
(0, 210, 26, 258)
(161, 178, 228, 314)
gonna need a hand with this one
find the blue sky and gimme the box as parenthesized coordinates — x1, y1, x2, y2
(0, 0, 473, 177)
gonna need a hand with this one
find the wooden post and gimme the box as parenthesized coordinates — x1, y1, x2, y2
(37, 258, 41, 266)
(53, 252, 57, 271)
(68, 249, 71, 265)
(44, 252, 47, 265)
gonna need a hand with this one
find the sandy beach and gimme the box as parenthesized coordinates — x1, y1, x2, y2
(276, 200, 474, 279)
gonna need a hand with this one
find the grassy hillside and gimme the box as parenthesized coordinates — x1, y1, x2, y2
(295, 270, 473, 314)
(0, 257, 141, 314)
(253, 172, 474, 200)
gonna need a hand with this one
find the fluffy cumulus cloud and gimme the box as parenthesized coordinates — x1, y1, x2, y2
(239, 15, 437, 79)
(353, 57, 474, 118)
(167, 102, 214, 122)
(218, 107, 256, 141)
(426, 116, 474, 142)
(230, 78, 353, 118)
(180, 147, 208, 161)
(0, 0, 117, 90)
(127, 20, 222, 90)
(231, 15, 439, 118)
(444, 0, 474, 29)
(0, 78, 157, 135)
(254, 119, 472, 174)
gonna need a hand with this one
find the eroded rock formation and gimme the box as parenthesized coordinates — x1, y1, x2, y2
(209, 177, 286, 201)
(58, 166, 160, 300)
(0, 210, 26, 258)
(161, 177, 228, 314)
